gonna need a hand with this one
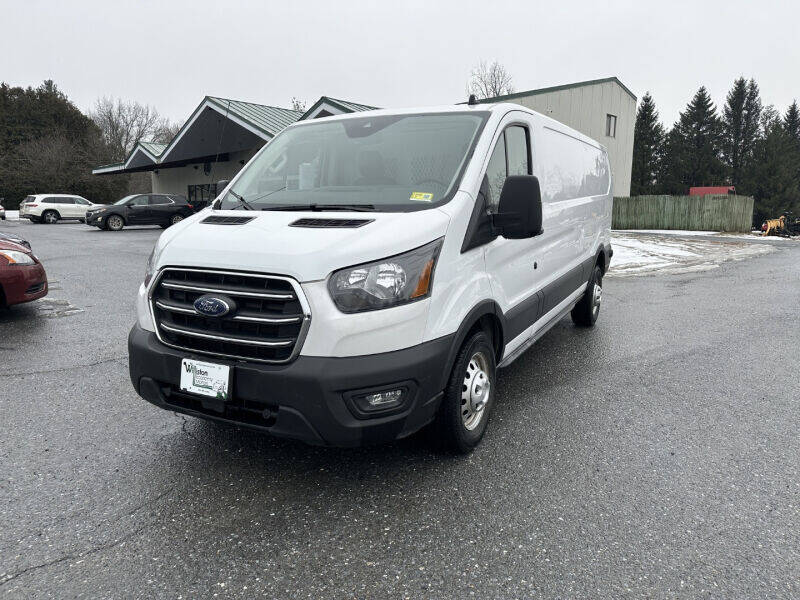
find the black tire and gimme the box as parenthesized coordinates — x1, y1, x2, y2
(42, 210, 59, 224)
(571, 264, 603, 327)
(169, 214, 184, 226)
(106, 214, 124, 231)
(433, 330, 496, 453)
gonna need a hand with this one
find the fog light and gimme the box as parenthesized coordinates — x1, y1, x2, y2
(364, 389, 403, 407)
(346, 383, 414, 418)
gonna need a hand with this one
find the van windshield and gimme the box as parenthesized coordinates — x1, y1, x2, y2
(218, 112, 488, 212)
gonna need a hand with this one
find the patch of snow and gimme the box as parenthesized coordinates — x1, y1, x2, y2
(3, 210, 20, 220)
(718, 232, 798, 241)
(608, 232, 774, 277)
(613, 229, 718, 236)
(612, 236, 700, 258)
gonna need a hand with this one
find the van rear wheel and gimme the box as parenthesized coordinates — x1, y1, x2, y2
(433, 330, 496, 453)
(42, 210, 59, 224)
(571, 265, 603, 327)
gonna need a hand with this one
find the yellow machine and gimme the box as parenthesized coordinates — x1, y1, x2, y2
(762, 215, 786, 236)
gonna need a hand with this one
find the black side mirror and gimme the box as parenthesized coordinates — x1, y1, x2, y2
(493, 175, 544, 239)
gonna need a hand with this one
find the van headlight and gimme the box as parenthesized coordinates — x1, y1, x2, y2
(143, 249, 156, 286)
(328, 239, 443, 313)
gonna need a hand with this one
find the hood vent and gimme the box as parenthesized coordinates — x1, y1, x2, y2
(201, 215, 255, 225)
(290, 218, 374, 229)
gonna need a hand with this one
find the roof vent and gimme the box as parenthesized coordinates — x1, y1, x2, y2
(290, 218, 374, 229)
(201, 215, 255, 225)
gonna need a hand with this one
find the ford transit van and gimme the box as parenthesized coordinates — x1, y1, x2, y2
(128, 103, 613, 452)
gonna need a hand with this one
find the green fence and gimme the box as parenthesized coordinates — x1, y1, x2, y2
(612, 195, 754, 232)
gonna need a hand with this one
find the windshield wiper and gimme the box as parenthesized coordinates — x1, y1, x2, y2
(261, 203, 376, 212)
(227, 189, 255, 211)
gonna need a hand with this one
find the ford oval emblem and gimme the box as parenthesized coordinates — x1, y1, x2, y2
(193, 295, 231, 317)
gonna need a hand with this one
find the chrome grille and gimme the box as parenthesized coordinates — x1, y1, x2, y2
(150, 268, 310, 363)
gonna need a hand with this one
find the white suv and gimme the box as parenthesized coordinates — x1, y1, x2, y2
(19, 194, 103, 224)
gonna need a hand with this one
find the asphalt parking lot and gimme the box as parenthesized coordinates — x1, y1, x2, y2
(1, 220, 798, 598)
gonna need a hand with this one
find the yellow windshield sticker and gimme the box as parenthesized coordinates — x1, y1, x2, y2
(410, 192, 434, 202)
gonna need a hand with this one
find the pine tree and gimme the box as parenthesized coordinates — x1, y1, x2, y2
(784, 100, 800, 147)
(631, 92, 665, 196)
(722, 78, 762, 187)
(744, 107, 800, 225)
(658, 87, 725, 193)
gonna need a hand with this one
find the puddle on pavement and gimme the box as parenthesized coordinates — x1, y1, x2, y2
(33, 297, 84, 318)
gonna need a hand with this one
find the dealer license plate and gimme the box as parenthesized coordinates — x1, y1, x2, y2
(180, 358, 230, 400)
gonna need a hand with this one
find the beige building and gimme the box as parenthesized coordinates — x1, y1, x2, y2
(480, 77, 636, 196)
(93, 78, 636, 199)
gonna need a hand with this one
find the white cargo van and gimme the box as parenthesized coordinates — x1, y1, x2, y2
(128, 103, 613, 452)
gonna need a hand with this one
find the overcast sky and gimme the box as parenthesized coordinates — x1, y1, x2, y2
(1, 0, 796, 128)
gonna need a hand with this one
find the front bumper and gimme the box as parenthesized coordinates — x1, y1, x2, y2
(85, 212, 105, 226)
(128, 324, 452, 446)
(0, 263, 48, 306)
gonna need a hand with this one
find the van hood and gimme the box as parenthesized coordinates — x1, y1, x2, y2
(155, 209, 451, 282)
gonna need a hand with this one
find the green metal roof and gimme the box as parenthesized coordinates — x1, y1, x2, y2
(299, 96, 379, 120)
(478, 76, 637, 103)
(323, 97, 378, 113)
(139, 141, 167, 157)
(207, 96, 303, 137)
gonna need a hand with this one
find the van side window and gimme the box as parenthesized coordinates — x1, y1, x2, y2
(484, 125, 531, 211)
(506, 126, 530, 177)
(485, 138, 506, 212)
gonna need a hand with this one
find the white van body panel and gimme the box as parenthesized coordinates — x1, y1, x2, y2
(300, 281, 431, 356)
(420, 190, 493, 344)
(152, 207, 450, 283)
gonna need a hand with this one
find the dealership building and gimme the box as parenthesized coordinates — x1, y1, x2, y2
(93, 77, 636, 198)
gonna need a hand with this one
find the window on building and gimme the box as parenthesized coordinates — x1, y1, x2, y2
(606, 114, 617, 138)
(187, 183, 218, 207)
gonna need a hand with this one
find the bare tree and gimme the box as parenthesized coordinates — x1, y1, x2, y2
(89, 97, 164, 161)
(291, 97, 307, 112)
(466, 60, 515, 99)
(151, 119, 181, 145)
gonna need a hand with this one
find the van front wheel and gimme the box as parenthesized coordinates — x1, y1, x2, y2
(434, 330, 496, 453)
(571, 265, 603, 327)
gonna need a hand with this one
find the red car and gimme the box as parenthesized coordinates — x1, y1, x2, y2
(0, 239, 48, 307)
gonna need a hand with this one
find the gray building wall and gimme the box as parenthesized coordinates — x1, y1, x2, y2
(485, 79, 636, 196)
(150, 149, 259, 196)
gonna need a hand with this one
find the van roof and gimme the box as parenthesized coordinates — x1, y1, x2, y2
(286, 102, 603, 149)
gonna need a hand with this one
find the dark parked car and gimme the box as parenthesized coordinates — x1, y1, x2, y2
(85, 194, 194, 231)
(0, 231, 32, 250)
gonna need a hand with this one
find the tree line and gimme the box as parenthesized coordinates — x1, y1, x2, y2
(0, 80, 177, 210)
(631, 78, 800, 225)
